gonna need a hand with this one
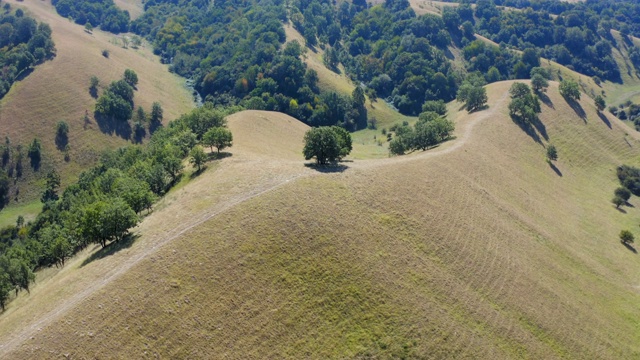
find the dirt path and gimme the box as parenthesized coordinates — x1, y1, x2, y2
(0, 91, 508, 357)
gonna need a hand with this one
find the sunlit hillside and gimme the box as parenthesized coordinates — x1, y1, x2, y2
(0, 81, 639, 358)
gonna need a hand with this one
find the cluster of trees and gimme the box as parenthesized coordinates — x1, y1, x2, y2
(616, 165, 640, 197)
(0, 6, 56, 98)
(462, 0, 622, 81)
(0, 104, 235, 311)
(609, 101, 640, 131)
(487, 0, 640, 40)
(0, 135, 45, 208)
(456, 73, 488, 112)
(51, 0, 130, 33)
(508, 82, 541, 124)
(559, 79, 580, 102)
(303, 126, 352, 165)
(388, 111, 455, 155)
(95, 71, 137, 122)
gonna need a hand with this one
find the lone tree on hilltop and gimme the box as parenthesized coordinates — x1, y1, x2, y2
(620, 230, 634, 244)
(595, 95, 606, 112)
(559, 79, 581, 102)
(303, 126, 352, 165)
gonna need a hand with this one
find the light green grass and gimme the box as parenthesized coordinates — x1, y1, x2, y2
(0, 200, 41, 228)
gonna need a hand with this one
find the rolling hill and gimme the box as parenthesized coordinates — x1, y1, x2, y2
(0, 0, 193, 208)
(1, 81, 639, 358)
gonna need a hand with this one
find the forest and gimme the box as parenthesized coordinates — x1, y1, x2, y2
(51, 0, 130, 33)
(0, 4, 56, 99)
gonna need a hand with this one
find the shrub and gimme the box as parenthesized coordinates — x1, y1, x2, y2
(620, 230, 634, 244)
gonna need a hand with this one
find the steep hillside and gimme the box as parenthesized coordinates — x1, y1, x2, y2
(1, 81, 640, 358)
(0, 0, 193, 205)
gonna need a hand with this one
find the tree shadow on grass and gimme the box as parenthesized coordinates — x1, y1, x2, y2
(512, 116, 543, 144)
(538, 92, 554, 109)
(81, 233, 140, 267)
(548, 161, 562, 177)
(304, 163, 349, 173)
(94, 112, 132, 140)
(55, 133, 68, 151)
(207, 152, 232, 161)
(615, 206, 627, 214)
(531, 116, 548, 141)
(621, 240, 637, 254)
(190, 166, 206, 179)
(567, 98, 587, 122)
(15, 68, 34, 82)
(468, 104, 489, 114)
(597, 111, 612, 129)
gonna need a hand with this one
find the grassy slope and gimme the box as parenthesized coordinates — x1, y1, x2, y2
(0, 0, 193, 213)
(2, 82, 640, 358)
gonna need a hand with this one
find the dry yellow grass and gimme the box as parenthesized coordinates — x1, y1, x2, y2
(0, 0, 193, 204)
(1, 81, 640, 358)
(113, 0, 144, 19)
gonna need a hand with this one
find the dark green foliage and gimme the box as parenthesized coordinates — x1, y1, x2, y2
(95, 80, 135, 121)
(202, 127, 233, 154)
(330, 126, 353, 160)
(546, 144, 558, 161)
(508, 82, 541, 124)
(0, 169, 8, 207)
(390, 113, 454, 155)
(133, 0, 458, 119)
(123, 69, 138, 87)
(0, 11, 55, 99)
(89, 75, 99, 97)
(620, 230, 634, 244)
(559, 79, 581, 102)
(303, 127, 352, 165)
(595, 95, 606, 112)
(51, 0, 130, 33)
(457, 83, 488, 112)
(472, 1, 620, 81)
(189, 146, 207, 172)
(615, 187, 632, 202)
(0, 104, 237, 310)
(531, 74, 549, 93)
(422, 100, 447, 116)
(27, 138, 41, 170)
(55, 120, 69, 150)
(462, 40, 520, 82)
(617, 165, 640, 196)
(41, 169, 61, 204)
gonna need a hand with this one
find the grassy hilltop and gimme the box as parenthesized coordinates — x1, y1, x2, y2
(0, 81, 639, 358)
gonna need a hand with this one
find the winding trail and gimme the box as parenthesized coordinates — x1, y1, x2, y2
(0, 90, 509, 357)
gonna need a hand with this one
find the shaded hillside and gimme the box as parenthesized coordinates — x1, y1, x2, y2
(1, 81, 640, 358)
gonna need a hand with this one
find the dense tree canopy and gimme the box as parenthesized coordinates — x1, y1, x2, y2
(0, 7, 56, 99)
(51, 0, 130, 33)
(303, 127, 353, 165)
